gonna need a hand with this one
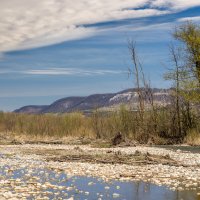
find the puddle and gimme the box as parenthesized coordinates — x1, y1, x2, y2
(0, 166, 200, 200)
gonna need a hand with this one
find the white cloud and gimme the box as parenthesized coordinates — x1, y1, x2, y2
(114, 22, 173, 32)
(0, 68, 125, 76)
(0, 0, 200, 52)
(23, 68, 124, 76)
(178, 16, 200, 22)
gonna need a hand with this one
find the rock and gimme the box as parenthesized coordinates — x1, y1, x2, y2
(73, 146, 83, 152)
(88, 182, 94, 186)
(112, 193, 120, 198)
(66, 198, 74, 200)
(134, 150, 142, 156)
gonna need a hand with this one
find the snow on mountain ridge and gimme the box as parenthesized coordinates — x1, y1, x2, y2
(109, 92, 133, 103)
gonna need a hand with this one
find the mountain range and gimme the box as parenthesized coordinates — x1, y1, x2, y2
(14, 88, 172, 114)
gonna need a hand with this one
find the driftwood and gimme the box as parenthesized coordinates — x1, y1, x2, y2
(46, 152, 180, 167)
(28, 140, 63, 145)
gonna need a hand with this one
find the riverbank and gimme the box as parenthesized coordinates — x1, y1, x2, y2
(1, 144, 200, 197)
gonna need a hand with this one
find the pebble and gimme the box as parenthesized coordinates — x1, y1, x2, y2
(88, 182, 94, 186)
(113, 193, 120, 198)
(0, 144, 200, 199)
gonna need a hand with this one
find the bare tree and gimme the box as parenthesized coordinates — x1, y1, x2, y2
(128, 40, 157, 141)
(128, 41, 145, 122)
(169, 44, 182, 137)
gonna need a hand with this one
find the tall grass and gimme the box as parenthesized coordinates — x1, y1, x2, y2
(0, 106, 199, 144)
(0, 112, 93, 139)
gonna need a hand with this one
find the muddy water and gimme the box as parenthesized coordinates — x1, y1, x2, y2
(0, 166, 200, 200)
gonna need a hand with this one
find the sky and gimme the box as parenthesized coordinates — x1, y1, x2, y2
(0, 0, 200, 111)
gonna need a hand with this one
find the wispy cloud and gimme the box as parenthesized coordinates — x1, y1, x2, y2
(0, 68, 125, 76)
(178, 16, 200, 22)
(114, 22, 173, 32)
(1, 0, 199, 52)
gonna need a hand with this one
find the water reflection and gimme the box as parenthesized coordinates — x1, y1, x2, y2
(0, 166, 199, 200)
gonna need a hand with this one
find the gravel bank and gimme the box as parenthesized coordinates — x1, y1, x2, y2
(0, 144, 200, 199)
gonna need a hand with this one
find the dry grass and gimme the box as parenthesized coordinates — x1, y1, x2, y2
(0, 107, 199, 145)
(184, 129, 200, 146)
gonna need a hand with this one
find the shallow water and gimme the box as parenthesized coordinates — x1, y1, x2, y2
(0, 166, 200, 200)
(156, 145, 200, 154)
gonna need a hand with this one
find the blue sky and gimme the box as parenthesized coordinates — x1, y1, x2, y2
(0, 0, 200, 111)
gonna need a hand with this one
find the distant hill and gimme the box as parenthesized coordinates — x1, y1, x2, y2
(14, 88, 172, 114)
(14, 105, 48, 114)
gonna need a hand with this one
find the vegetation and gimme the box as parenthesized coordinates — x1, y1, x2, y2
(0, 105, 199, 145)
(170, 22, 200, 103)
(174, 21, 200, 84)
(0, 22, 199, 145)
(163, 21, 200, 143)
